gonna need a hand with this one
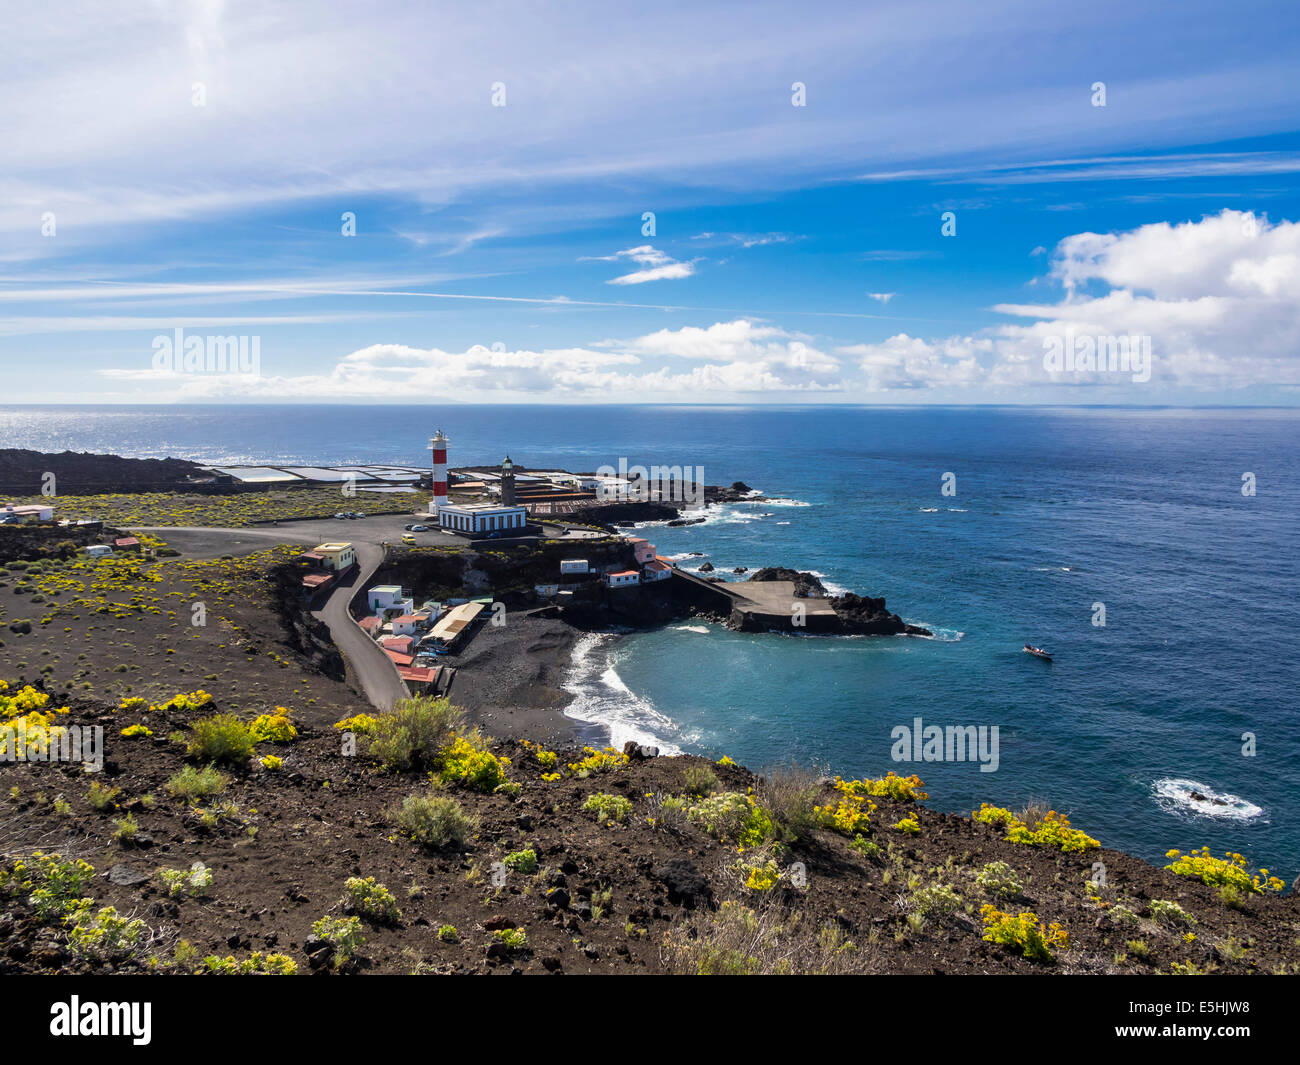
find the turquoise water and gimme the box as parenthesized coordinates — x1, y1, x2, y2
(2, 403, 1296, 875)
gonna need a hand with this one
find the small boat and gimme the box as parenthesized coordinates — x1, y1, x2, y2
(1023, 644, 1053, 660)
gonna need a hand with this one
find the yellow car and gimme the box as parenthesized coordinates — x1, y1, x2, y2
(401, 533, 416, 544)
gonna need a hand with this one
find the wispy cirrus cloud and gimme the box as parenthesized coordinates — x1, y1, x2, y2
(583, 245, 697, 285)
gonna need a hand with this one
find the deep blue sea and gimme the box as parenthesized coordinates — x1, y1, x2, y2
(2, 403, 1297, 877)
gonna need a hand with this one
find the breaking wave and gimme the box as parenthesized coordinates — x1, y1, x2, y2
(561, 633, 684, 754)
(1152, 778, 1264, 822)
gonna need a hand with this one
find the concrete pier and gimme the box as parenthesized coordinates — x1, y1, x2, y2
(670, 570, 840, 633)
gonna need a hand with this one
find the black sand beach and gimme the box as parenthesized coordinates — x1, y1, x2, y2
(443, 611, 596, 745)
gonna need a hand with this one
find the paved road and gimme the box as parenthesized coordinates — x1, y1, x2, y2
(133, 523, 409, 711)
(311, 539, 408, 711)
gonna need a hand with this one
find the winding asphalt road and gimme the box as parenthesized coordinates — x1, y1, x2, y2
(132, 523, 409, 711)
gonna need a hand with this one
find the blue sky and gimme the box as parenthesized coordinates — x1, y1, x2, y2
(3, 0, 1300, 404)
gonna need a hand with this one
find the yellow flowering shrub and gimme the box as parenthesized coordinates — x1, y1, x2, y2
(567, 746, 629, 776)
(250, 712, 297, 744)
(973, 804, 1099, 853)
(892, 814, 921, 835)
(844, 772, 929, 803)
(739, 857, 782, 892)
(201, 951, 297, 975)
(0, 683, 65, 719)
(980, 905, 1069, 962)
(120, 724, 153, 738)
(334, 713, 378, 734)
(437, 734, 510, 792)
(260, 754, 284, 770)
(149, 690, 214, 713)
(814, 779, 877, 835)
(1164, 847, 1284, 894)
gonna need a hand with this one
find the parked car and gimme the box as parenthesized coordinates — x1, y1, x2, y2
(404, 524, 416, 531)
(334, 512, 347, 519)
(401, 534, 416, 545)
(410, 524, 429, 532)
(354, 512, 366, 519)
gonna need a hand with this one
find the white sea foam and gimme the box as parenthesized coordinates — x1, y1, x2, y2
(672, 624, 711, 634)
(561, 633, 684, 754)
(1152, 778, 1264, 822)
(908, 623, 965, 642)
(694, 503, 762, 527)
(919, 507, 938, 513)
(761, 497, 811, 508)
(806, 570, 850, 596)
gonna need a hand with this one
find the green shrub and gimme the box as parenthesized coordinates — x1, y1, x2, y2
(85, 781, 121, 811)
(1150, 899, 1196, 927)
(159, 861, 212, 899)
(849, 835, 881, 860)
(343, 876, 402, 924)
(1125, 938, 1153, 962)
(438, 924, 459, 943)
(681, 764, 719, 797)
(364, 696, 463, 771)
(0, 852, 95, 920)
(911, 881, 963, 921)
(311, 915, 364, 966)
(503, 848, 539, 874)
(582, 792, 633, 824)
(66, 905, 147, 962)
(392, 792, 477, 849)
(687, 792, 773, 847)
(201, 951, 297, 974)
(1108, 904, 1141, 929)
(491, 927, 528, 952)
(186, 714, 255, 764)
(165, 764, 228, 800)
(110, 812, 140, 844)
(758, 766, 823, 843)
(975, 860, 1024, 899)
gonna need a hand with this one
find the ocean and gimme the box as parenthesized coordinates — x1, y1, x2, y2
(2, 403, 1297, 877)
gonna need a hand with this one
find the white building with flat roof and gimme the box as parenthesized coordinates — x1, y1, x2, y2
(368, 585, 414, 615)
(437, 502, 527, 537)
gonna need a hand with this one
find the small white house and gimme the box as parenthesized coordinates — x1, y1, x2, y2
(605, 570, 641, 588)
(643, 560, 672, 581)
(560, 559, 589, 575)
(2, 504, 53, 523)
(368, 585, 414, 615)
(390, 614, 425, 637)
(84, 544, 114, 558)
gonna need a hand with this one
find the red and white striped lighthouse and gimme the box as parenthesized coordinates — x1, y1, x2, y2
(429, 429, 449, 512)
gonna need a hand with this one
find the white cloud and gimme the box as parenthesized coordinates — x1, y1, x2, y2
(840, 210, 1300, 393)
(866, 292, 896, 304)
(100, 318, 844, 399)
(587, 245, 697, 285)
